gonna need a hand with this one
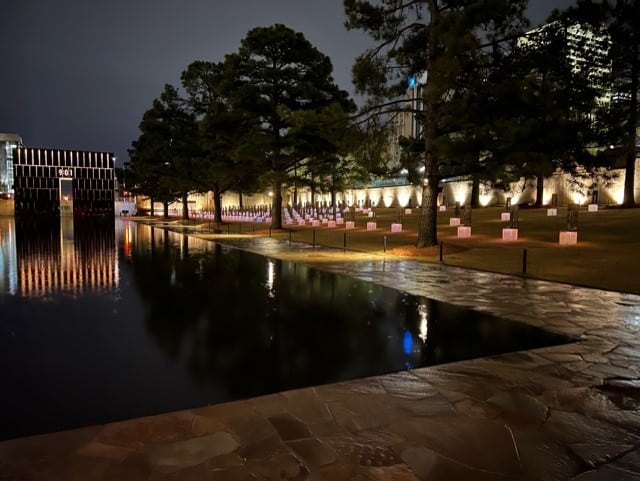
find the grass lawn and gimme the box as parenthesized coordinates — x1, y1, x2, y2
(149, 204, 640, 295)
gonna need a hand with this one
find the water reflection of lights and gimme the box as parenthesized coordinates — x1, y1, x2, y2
(11, 220, 118, 297)
(196, 259, 205, 279)
(418, 302, 429, 343)
(403, 331, 413, 356)
(621, 302, 640, 328)
(124, 223, 132, 257)
(402, 302, 430, 370)
(403, 330, 414, 370)
(266, 260, 275, 297)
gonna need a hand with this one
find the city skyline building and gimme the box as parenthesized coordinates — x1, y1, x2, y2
(387, 72, 427, 170)
(519, 21, 612, 105)
(0, 133, 23, 197)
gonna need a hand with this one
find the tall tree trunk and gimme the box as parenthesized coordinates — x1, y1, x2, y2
(150, 196, 155, 216)
(535, 176, 545, 207)
(330, 189, 336, 212)
(182, 192, 189, 220)
(416, 0, 440, 248)
(238, 191, 243, 209)
(623, 23, 638, 206)
(272, 181, 282, 229)
(163, 201, 169, 218)
(213, 185, 222, 224)
(182, 234, 189, 259)
(417, 173, 439, 247)
(470, 175, 480, 208)
(417, 93, 440, 246)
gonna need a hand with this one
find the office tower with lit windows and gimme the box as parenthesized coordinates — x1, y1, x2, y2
(387, 72, 427, 169)
(519, 21, 612, 105)
(0, 133, 23, 197)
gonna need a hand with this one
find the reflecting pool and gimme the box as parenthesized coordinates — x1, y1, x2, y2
(0, 218, 571, 441)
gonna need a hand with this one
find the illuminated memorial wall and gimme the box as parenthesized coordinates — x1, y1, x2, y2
(12, 148, 115, 216)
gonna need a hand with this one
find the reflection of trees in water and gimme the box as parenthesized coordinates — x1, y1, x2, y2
(391, 292, 571, 367)
(128, 226, 405, 399)
(128, 227, 211, 360)
(127, 225, 570, 402)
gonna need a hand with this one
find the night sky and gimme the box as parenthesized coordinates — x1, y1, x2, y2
(2, 0, 576, 166)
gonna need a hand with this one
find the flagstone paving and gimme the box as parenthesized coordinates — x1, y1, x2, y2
(3, 234, 640, 480)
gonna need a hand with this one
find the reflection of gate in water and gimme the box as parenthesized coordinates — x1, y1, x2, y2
(13, 217, 117, 297)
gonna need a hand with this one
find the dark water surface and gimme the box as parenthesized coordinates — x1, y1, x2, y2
(0, 218, 571, 441)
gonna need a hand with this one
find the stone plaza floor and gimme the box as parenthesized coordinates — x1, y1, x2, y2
(2, 234, 640, 480)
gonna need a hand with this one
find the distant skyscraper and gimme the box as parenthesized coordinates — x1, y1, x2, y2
(388, 72, 427, 169)
(0, 133, 23, 196)
(519, 21, 612, 105)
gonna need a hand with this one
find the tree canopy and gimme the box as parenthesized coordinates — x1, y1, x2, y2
(223, 24, 355, 228)
(491, 20, 610, 206)
(180, 60, 262, 222)
(345, 0, 621, 246)
(128, 85, 198, 217)
(129, 4, 628, 231)
(129, 24, 360, 225)
(345, 0, 530, 247)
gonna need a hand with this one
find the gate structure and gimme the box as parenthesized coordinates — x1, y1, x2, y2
(12, 148, 115, 216)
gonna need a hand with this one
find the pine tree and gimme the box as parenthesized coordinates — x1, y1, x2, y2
(181, 60, 261, 223)
(344, 0, 529, 247)
(224, 24, 354, 229)
(129, 85, 196, 218)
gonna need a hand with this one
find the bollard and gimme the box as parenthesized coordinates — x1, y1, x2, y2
(252, 224, 255, 233)
(439, 241, 443, 262)
(522, 248, 528, 273)
(343, 231, 347, 250)
(269, 226, 272, 237)
(289, 230, 292, 246)
(383, 235, 387, 253)
(312, 229, 316, 247)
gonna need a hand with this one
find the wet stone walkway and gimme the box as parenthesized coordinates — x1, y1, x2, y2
(3, 235, 640, 480)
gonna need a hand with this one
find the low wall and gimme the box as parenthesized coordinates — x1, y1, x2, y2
(136, 160, 640, 212)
